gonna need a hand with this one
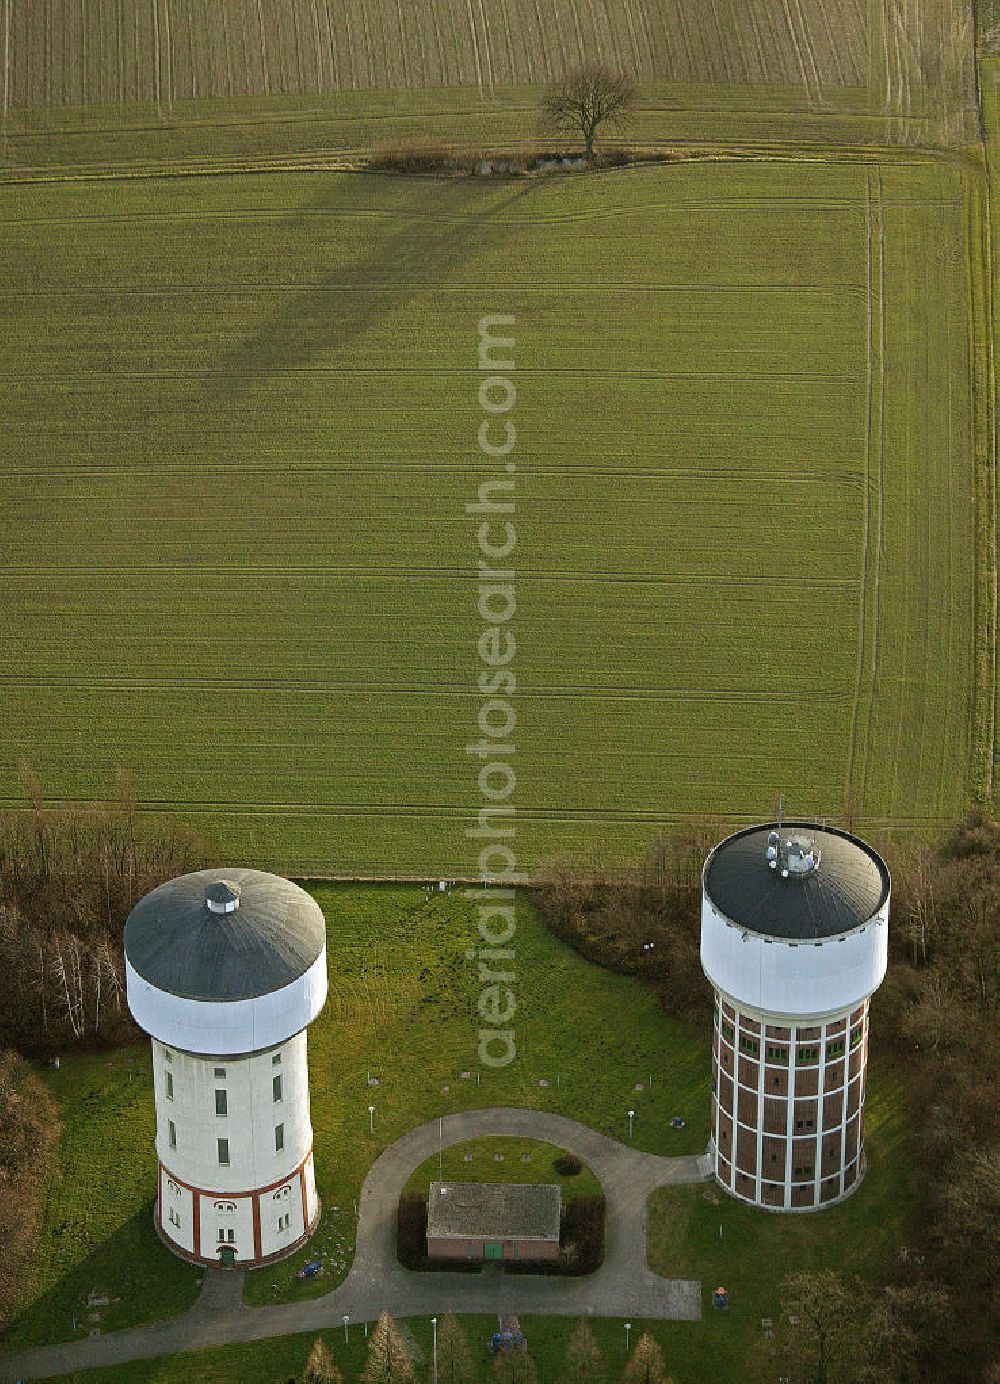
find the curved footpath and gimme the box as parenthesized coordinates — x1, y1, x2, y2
(0, 1108, 711, 1383)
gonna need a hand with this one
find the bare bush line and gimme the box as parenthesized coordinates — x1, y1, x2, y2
(0, 764, 219, 1056)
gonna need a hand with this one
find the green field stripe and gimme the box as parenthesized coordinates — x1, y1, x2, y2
(0, 156, 979, 867)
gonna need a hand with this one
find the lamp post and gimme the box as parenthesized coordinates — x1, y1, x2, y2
(627, 1108, 635, 1139)
(624, 1321, 632, 1354)
(343, 1314, 350, 1343)
(368, 1104, 375, 1134)
(431, 1315, 438, 1383)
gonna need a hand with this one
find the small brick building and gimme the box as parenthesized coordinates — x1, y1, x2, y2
(426, 1181, 561, 1262)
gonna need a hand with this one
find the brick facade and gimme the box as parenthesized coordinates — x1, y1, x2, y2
(710, 993, 870, 1211)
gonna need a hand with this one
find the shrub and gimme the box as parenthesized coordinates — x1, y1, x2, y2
(553, 1153, 583, 1177)
(395, 1191, 428, 1269)
(368, 141, 463, 175)
(0, 1050, 59, 1329)
(561, 1195, 606, 1274)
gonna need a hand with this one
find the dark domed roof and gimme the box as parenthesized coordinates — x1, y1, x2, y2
(124, 868, 326, 1001)
(704, 822, 889, 940)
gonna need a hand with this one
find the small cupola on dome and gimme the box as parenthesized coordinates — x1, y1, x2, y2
(205, 880, 241, 914)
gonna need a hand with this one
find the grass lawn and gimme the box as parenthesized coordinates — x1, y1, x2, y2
(0, 1045, 202, 1351)
(646, 1058, 916, 1384)
(403, 1137, 603, 1199)
(1, 883, 708, 1345)
(0, 153, 986, 872)
(245, 883, 708, 1305)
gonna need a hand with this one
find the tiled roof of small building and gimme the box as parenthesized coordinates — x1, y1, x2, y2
(427, 1182, 562, 1240)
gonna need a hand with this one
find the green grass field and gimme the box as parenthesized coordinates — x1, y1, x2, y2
(978, 53, 1000, 811)
(646, 1061, 914, 1383)
(403, 1137, 603, 1199)
(0, 154, 986, 873)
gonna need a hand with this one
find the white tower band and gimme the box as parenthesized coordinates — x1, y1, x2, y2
(700, 822, 890, 1211)
(125, 869, 328, 1267)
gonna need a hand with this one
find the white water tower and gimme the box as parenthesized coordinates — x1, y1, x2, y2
(700, 822, 889, 1211)
(125, 868, 328, 1266)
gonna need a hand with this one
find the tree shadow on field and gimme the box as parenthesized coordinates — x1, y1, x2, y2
(216, 173, 534, 387)
(1, 1203, 200, 1352)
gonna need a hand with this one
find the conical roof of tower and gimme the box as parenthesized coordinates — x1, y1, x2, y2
(704, 822, 889, 941)
(124, 867, 326, 1002)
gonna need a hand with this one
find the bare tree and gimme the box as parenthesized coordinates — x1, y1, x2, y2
(363, 1311, 416, 1384)
(491, 1348, 538, 1384)
(566, 1318, 606, 1384)
(303, 1336, 344, 1384)
(773, 1270, 867, 1384)
(0, 766, 218, 1053)
(619, 1333, 669, 1384)
(543, 65, 636, 158)
(432, 1314, 477, 1384)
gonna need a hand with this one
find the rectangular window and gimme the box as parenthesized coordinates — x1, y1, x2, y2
(218, 1228, 225, 1243)
(272, 1052, 282, 1066)
(275, 1123, 284, 1153)
(766, 1045, 788, 1063)
(227, 1228, 235, 1243)
(169, 1207, 180, 1228)
(793, 1165, 814, 1179)
(163, 1047, 173, 1063)
(168, 1120, 176, 1149)
(218, 1137, 230, 1166)
(827, 1039, 845, 1058)
(278, 1213, 290, 1232)
(215, 1089, 227, 1117)
(165, 1072, 174, 1100)
(720, 1020, 735, 1042)
(738, 1035, 759, 1056)
(214, 1067, 226, 1079)
(797, 1047, 819, 1066)
(850, 1027, 863, 1049)
(272, 1074, 283, 1103)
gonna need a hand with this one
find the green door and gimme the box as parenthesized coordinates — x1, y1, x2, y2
(484, 1242, 504, 1261)
(219, 1246, 236, 1269)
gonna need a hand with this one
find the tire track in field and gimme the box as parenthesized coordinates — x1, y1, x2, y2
(0, 673, 850, 702)
(845, 169, 877, 818)
(3, 0, 10, 136)
(0, 462, 864, 485)
(858, 169, 886, 817)
(0, 368, 864, 384)
(0, 196, 905, 229)
(0, 282, 865, 297)
(0, 564, 859, 588)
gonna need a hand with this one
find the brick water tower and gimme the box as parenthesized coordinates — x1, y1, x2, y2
(125, 868, 328, 1266)
(700, 822, 889, 1211)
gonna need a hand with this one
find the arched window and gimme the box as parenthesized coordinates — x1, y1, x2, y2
(214, 1201, 237, 1213)
(167, 1179, 180, 1197)
(272, 1185, 291, 1201)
